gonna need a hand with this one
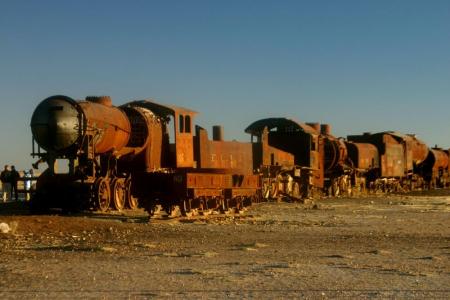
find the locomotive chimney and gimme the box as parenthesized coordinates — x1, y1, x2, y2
(213, 125, 223, 141)
(306, 122, 320, 133)
(320, 124, 331, 135)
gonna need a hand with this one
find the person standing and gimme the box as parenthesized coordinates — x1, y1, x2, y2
(1, 165, 11, 202)
(9, 166, 20, 201)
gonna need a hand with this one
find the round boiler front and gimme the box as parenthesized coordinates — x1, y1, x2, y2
(31, 95, 83, 153)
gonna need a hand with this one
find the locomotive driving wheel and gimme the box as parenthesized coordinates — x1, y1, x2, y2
(94, 178, 110, 212)
(125, 178, 139, 210)
(111, 178, 126, 211)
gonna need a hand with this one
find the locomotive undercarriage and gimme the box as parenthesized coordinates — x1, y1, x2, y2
(131, 171, 262, 220)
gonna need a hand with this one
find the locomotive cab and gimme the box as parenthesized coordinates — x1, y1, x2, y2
(125, 100, 198, 169)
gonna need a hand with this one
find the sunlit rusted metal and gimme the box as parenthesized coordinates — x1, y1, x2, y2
(79, 99, 130, 154)
(195, 126, 254, 173)
(324, 137, 348, 171)
(429, 149, 449, 170)
(346, 142, 379, 170)
(406, 134, 429, 165)
(348, 132, 406, 177)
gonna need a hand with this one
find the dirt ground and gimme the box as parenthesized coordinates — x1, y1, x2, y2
(0, 191, 449, 299)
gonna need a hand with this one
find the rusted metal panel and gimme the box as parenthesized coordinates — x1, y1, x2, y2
(324, 137, 348, 171)
(79, 100, 131, 154)
(382, 135, 405, 177)
(124, 99, 198, 168)
(258, 127, 295, 168)
(184, 173, 260, 189)
(118, 106, 159, 156)
(407, 135, 429, 166)
(229, 188, 259, 198)
(348, 132, 406, 177)
(430, 149, 449, 171)
(314, 135, 325, 188)
(346, 142, 379, 170)
(190, 189, 223, 198)
(195, 126, 254, 173)
(246, 118, 324, 188)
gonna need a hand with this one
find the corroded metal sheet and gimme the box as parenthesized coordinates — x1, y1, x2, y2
(79, 100, 131, 154)
(324, 137, 348, 171)
(430, 149, 449, 170)
(346, 142, 379, 170)
(195, 127, 254, 173)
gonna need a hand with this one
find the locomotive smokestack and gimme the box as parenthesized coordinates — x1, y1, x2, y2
(320, 124, 331, 135)
(213, 125, 223, 141)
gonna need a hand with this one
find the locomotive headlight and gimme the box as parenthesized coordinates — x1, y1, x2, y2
(31, 95, 83, 153)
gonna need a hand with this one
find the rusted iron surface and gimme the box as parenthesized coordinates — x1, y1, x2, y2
(125, 100, 198, 168)
(406, 135, 429, 165)
(348, 132, 406, 177)
(195, 127, 254, 173)
(118, 105, 164, 171)
(429, 149, 449, 170)
(246, 118, 324, 188)
(324, 137, 348, 171)
(252, 127, 295, 169)
(79, 99, 130, 154)
(346, 142, 379, 170)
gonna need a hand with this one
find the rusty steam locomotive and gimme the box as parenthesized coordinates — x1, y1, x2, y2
(30, 95, 449, 215)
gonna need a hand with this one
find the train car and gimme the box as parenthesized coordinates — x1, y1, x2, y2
(345, 141, 379, 192)
(29, 95, 449, 214)
(124, 100, 260, 216)
(417, 148, 449, 188)
(320, 124, 354, 196)
(347, 131, 429, 191)
(245, 118, 324, 200)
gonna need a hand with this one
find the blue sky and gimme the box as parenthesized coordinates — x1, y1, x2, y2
(1, 0, 449, 169)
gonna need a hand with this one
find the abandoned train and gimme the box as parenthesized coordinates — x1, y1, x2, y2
(29, 95, 450, 215)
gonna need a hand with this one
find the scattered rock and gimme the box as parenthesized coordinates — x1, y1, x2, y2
(0, 222, 11, 233)
(0, 221, 17, 234)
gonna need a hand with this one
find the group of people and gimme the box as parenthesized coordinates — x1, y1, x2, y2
(1, 165, 31, 202)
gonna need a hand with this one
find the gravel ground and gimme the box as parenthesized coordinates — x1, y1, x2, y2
(0, 191, 449, 299)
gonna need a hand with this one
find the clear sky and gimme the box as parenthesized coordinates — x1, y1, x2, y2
(1, 0, 449, 170)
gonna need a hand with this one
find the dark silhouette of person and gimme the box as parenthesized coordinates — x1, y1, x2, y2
(1, 165, 11, 202)
(9, 165, 20, 201)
